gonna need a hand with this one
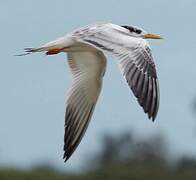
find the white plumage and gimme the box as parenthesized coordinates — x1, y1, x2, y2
(21, 22, 162, 161)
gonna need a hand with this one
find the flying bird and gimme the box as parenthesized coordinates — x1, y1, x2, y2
(19, 23, 162, 162)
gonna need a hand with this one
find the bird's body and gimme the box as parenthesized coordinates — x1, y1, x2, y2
(21, 22, 162, 162)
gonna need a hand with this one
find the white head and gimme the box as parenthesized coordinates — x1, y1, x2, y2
(121, 25, 162, 39)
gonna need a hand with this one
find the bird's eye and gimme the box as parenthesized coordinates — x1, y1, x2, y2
(135, 29, 142, 34)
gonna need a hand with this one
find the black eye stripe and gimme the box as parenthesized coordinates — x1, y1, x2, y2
(121, 26, 142, 34)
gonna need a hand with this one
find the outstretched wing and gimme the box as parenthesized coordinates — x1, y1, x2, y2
(64, 51, 106, 161)
(117, 44, 159, 120)
(73, 23, 159, 120)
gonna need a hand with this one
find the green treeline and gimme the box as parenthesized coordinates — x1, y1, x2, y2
(0, 132, 196, 180)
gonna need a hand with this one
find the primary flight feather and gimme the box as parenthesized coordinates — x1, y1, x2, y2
(20, 22, 162, 162)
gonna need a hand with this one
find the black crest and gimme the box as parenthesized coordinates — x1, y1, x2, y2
(121, 26, 142, 34)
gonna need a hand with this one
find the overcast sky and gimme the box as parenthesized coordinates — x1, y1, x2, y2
(0, 0, 196, 171)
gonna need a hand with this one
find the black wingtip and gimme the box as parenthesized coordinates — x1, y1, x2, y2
(147, 113, 156, 122)
(63, 157, 69, 163)
(63, 153, 71, 163)
(63, 146, 73, 163)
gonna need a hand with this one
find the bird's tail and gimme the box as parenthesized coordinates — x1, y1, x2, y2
(15, 46, 67, 56)
(16, 36, 69, 56)
(15, 47, 48, 56)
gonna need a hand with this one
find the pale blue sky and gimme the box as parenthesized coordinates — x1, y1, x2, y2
(0, 0, 196, 171)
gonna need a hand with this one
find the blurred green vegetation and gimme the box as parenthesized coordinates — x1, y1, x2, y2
(1, 132, 196, 180)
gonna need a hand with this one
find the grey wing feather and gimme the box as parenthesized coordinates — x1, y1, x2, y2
(64, 51, 106, 161)
(73, 24, 160, 120)
(118, 46, 159, 120)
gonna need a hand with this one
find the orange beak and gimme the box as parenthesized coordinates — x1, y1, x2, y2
(143, 33, 163, 39)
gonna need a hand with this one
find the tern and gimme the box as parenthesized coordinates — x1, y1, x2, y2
(19, 23, 162, 162)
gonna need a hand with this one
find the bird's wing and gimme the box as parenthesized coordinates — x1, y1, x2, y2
(64, 51, 106, 161)
(73, 24, 159, 120)
(117, 42, 159, 121)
